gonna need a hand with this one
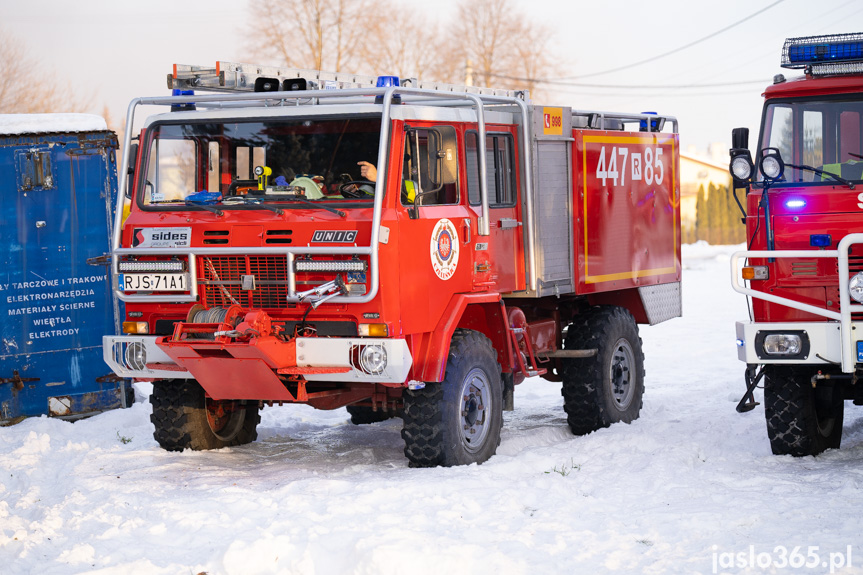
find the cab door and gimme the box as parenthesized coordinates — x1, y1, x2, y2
(396, 125, 474, 335)
(465, 130, 522, 293)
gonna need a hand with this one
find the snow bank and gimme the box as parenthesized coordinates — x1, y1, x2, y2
(0, 114, 108, 135)
(1, 248, 862, 575)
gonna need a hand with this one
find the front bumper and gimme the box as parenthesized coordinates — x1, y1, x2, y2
(103, 335, 413, 384)
(735, 321, 862, 367)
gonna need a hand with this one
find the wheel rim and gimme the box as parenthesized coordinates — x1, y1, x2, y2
(609, 338, 635, 410)
(205, 398, 246, 442)
(459, 368, 491, 453)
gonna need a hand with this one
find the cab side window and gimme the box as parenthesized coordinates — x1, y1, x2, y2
(401, 126, 458, 206)
(466, 131, 515, 207)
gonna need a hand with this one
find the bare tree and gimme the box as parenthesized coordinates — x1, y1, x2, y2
(246, 0, 372, 72)
(0, 29, 91, 114)
(355, 4, 449, 81)
(449, 0, 556, 95)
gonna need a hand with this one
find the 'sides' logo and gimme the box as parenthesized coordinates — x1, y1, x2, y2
(132, 227, 192, 248)
(311, 230, 358, 243)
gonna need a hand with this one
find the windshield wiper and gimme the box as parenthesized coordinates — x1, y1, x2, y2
(184, 200, 224, 217)
(278, 196, 346, 217)
(243, 198, 284, 216)
(786, 163, 856, 190)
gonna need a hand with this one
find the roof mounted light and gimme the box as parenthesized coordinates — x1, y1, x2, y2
(170, 89, 195, 112)
(781, 33, 863, 76)
(376, 76, 400, 88)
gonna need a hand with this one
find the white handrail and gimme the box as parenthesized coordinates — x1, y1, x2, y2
(731, 233, 863, 372)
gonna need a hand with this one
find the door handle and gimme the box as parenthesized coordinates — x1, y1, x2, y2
(498, 218, 521, 230)
(463, 219, 472, 245)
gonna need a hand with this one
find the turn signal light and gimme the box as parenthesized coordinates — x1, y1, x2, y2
(742, 266, 769, 280)
(123, 321, 149, 334)
(358, 323, 388, 337)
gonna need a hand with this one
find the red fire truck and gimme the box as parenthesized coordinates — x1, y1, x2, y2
(730, 34, 863, 456)
(103, 62, 681, 466)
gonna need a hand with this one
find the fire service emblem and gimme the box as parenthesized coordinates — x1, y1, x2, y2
(430, 218, 459, 280)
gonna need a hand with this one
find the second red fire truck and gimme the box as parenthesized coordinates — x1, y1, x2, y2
(104, 62, 681, 466)
(731, 33, 863, 456)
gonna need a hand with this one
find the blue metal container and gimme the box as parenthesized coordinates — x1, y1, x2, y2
(0, 116, 132, 423)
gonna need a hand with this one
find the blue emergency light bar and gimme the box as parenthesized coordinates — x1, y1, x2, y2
(782, 33, 863, 75)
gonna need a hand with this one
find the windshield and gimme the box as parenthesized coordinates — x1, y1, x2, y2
(139, 117, 381, 207)
(759, 96, 863, 184)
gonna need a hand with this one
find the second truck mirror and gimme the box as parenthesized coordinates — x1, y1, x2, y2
(731, 127, 749, 151)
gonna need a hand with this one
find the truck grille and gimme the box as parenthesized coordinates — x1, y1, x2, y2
(198, 255, 288, 308)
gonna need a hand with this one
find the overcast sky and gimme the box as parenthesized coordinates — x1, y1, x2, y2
(2, 0, 861, 156)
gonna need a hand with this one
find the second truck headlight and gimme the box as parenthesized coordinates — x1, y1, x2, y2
(850, 272, 863, 304)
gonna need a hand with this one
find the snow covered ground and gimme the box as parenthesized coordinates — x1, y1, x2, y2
(2, 244, 863, 575)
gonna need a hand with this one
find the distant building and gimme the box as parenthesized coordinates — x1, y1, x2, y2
(680, 143, 732, 240)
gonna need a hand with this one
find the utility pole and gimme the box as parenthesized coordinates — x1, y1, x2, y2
(465, 59, 474, 87)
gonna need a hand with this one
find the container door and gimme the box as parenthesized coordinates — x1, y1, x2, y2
(0, 134, 126, 422)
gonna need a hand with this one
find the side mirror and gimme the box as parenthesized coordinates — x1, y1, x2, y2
(439, 126, 458, 186)
(729, 127, 754, 186)
(126, 142, 138, 199)
(426, 126, 458, 187)
(731, 127, 749, 150)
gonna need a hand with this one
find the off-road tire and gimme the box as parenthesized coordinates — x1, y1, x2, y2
(401, 330, 503, 467)
(561, 306, 645, 435)
(346, 405, 397, 425)
(764, 365, 844, 456)
(150, 380, 260, 451)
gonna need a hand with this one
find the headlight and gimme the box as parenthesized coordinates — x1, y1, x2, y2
(359, 344, 387, 375)
(730, 156, 753, 180)
(763, 334, 802, 355)
(125, 342, 147, 371)
(850, 272, 863, 304)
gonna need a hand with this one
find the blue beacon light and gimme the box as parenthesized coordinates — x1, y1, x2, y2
(376, 76, 400, 88)
(810, 234, 832, 248)
(787, 38, 863, 64)
(375, 76, 401, 104)
(782, 33, 863, 75)
(784, 199, 806, 209)
(171, 89, 196, 112)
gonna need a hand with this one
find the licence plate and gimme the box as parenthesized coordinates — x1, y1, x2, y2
(121, 273, 188, 291)
(858, 341, 863, 362)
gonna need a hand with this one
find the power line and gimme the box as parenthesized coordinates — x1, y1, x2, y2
(559, 0, 786, 80)
(487, 74, 772, 89)
(547, 86, 766, 98)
